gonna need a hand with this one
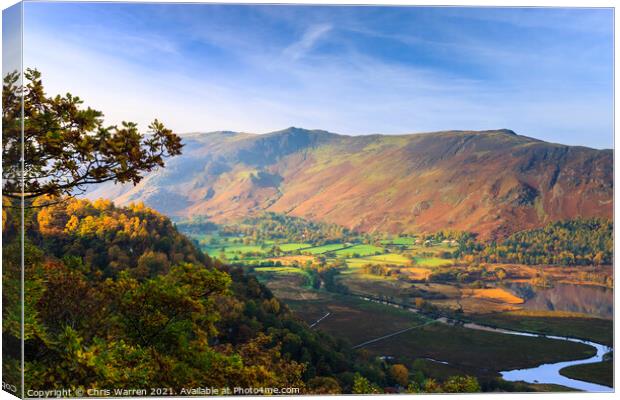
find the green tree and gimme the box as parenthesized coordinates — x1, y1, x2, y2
(406, 381, 421, 393)
(115, 263, 230, 350)
(442, 375, 481, 393)
(352, 373, 382, 394)
(2, 69, 182, 201)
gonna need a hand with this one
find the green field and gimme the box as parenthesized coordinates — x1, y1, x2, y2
(279, 242, 313, 252)
(204, 244, 266, 256)
(333, 244, 384, 257)
(194, 229, 454, 272)
(344, 253, 411, 271)
(254, 266, 306, 274)
(381, 237, 417, 246)
(345, 258, 372, 269)
(364, 253, 411, 265)
(303, 243, 349, 254)
(413, 256, 453, 267)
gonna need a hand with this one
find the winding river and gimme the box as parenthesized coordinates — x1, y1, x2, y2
(357, 296, 613, 392)
(463, 321, 612, 392)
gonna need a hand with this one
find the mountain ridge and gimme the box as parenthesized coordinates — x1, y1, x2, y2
(86, 128, 613, 239)
(180, 127, 611, 150)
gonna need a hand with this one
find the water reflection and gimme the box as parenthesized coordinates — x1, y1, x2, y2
(506, 282, 613, 319)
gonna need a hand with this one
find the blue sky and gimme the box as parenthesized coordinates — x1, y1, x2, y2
(2, 3, 21, 75)
(21, 3, 613, 148)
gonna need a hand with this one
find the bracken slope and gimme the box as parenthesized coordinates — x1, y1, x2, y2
(86, 128, 613, 239)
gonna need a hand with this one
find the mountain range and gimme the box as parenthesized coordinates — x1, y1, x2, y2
(86, 127, 613, 239)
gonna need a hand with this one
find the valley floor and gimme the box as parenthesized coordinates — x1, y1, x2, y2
(181, 224, 613, 392)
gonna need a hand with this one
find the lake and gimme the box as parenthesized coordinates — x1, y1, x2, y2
(505, 282, 613, 319)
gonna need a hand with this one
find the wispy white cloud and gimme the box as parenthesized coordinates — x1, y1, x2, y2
(283, 24, 332, 61)
(21, 4, 613, 148)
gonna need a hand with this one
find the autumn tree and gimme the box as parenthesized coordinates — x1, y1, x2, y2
(442, 375, 481, 393)
(423, 378, 443, 393)
(389, 364, 409, 387)
(2, 69, 182, 202)
(457, 218, 613, 266)
(352, 373, 382, 394)
(306, 377, 341, 394)
(135, 250, 170, 279)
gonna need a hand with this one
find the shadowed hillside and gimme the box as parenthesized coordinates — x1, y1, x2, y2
(86, 128, 613, 239)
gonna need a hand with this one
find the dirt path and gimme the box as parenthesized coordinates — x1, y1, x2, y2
(310, 312, 331, 328)
(351, 319, 438, 349)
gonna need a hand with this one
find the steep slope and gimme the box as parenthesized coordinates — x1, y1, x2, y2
(86, 128, 613, 239)
(3, 197, 384, 393)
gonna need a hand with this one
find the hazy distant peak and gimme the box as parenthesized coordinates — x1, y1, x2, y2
(494, 129, 517, 135)
(184, 128, 520, 139)
(265, 126, 339, 137)
(423, 128, 518, 136)
(182, 130, 240, 137)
